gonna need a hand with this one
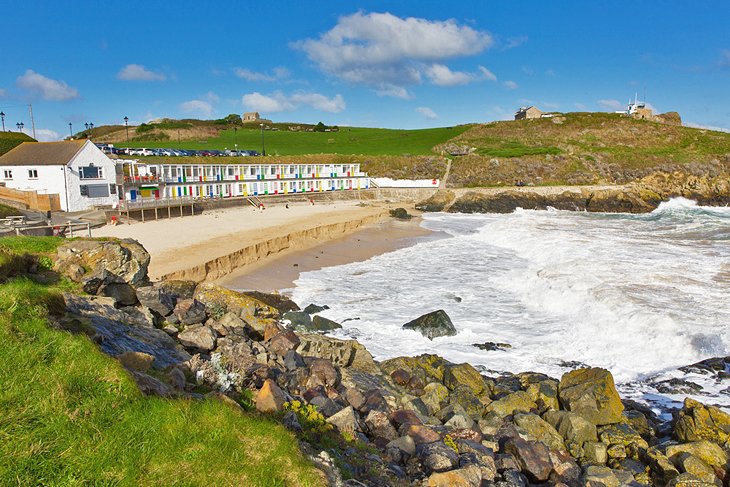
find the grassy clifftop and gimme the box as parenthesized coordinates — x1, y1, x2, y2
(0, 237, 324, 486)
(444, 112, 730, 187)
(0, 132, 35, 156)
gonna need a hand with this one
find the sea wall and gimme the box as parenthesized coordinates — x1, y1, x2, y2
(159, 210, 390, 282)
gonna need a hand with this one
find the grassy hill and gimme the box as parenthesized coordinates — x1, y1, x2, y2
(0, 237, 325, 486)
(443, 112, 730, 187)
(0, 132, 36, 156)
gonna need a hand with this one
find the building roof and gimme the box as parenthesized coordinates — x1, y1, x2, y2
(0, 140, 87, 166)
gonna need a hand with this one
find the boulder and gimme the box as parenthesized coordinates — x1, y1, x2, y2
(310, 315, 342, 331)
(667, 473, 717, 487)
(484, 391, 536, 417)
(100, 282, 138, 307)
(543, 410, 598, 458)
(598, 422, 649, 453)
(426, 465, 481, 487)
(267, 329, 301, 356)
(194, 283, 280, 333)
(642, 446, 680, 485)
(177, 324, 216, 351)
(402, 310, 457, 340)
(306, 358, 341, 389)
(303, 303, 329, 314)
(389, 208, 413, 220)
(503, 437, 554, 482)
(671, 453, 718, 485)
(135, 284, 176, 316)
(297, 333, 378, 372)
(326, 406, 359, 437)
(256, 379, 287, 413)
(158, 280, 197, 301)
(365, 410, 398, 443)
(386, 435, 417, 457)
(416, 442, 460, 474)
(665, 440, 729, 471)
(240, 290, 299, 314)
(282, 311, 312, 328)
(422, 382, 450, 415)
(513, 413, 565, 452)
(55, 239, 150, 288)
(130, 370, 176, 397)
(558, 368, 624, 425)
(443, 363, 488, 396)
(400, 424, 442, 444)
(583, 441, 608, 464)
(673, 398, 730, 446)
(415, 190, 455, 213)
(173, 299, 207, 326)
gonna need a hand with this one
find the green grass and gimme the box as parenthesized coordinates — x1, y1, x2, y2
(122, 125, 472, 156)
(0, 239, 325, 486)
(0, 204, 22, 219)
(0, 132, 35, 156)
(476, 140, 563, 157)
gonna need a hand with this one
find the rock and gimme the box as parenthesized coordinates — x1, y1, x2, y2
(484, 391, 536, 417)
(100, 282, 138, 307)
(443, 363, 488, 396)
(282, 411, 302, 432)
(522, 378, 560, 413)
(673, 397, 730, 446)
(389, 409, 423, 428)
(307, 358, 341, 389)
(386, 435, 416, 457)
(173, 298, 207, 326)
(158, 280, 197, 301)
(303, 303, 329, 314)
(416, 442, 460, 474)
(503, 436, 554, 482)
(256, 379, 287, 413)
(583, 441, 608, 464)
(168, 367, 186, 390)
(402, 310, 457, 340)
(135, 284, 176, 316)
(239, 290, 299, 314)
(177, 324, 216, 351)
(473, 342, 512, 352)
(268, 329, 301, 356)
(390, 368, 411, 386)
(415, 190, 455, 213)
(297, 333, 378, 372)
(513, 413, 565, 452)
(282, 311, 312, 328)
(309, 396, 341, 418)
(641, 446, 680, 485)
(120, 305, 157, 328)
(426, 465, 482, 487)
(130, 370, 176, 397)
(582, 465, 624, 487)
(117, 351, 155, 372)
(381, 354, 448, 383)
(365, 410, 398, 443)
(672, 453, 718, 485)
(667, 473, 717, 487)
(422, 382, 451, 415)
(598, 422, 649, 454)
(55, 239, 150, 288)
(389, 208, 413, 220)
(345, 387, 366, 410)
(194, 283, 280, 334)
(283, 350, 306, 371)
(448, 385, 486, 419)
(665, 440, 729, 471)
(327, 406, 360, 438)
(543, 410, 598, 458)
(400, 424, 441, 444)
(558, 367, 624, 425)
(310, 315, 342, 331)
(63, 293, 190, 369)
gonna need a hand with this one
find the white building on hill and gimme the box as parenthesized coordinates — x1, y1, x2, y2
(0, 140, 118, 212)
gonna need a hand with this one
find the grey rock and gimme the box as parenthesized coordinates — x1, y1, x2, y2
(178, 324, 216, 351)
(173, 298, 207, 326)
(503, 436, 554, 482)
(402, 309, 457, 340)
(327, 406, 359, 436)
(416, 442, 459, 474)
(136, 284, 175, 316)
(282, 311, 312, 328)
(101, 282, 138, 306)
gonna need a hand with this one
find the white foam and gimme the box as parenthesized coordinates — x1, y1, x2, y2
(290, 200, 730, 411)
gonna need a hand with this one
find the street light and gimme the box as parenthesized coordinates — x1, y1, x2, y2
(260, 123, 266, 156)
(233, 127, 238, 152)
(16, 122, 24, 133)
(69, 122, 73, 139)
(0, 112, 5, 132)
(123, 116, 129, 143)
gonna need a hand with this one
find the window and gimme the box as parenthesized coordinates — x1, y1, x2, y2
(80, 184, 110, 198)
(3, 170, 12, 179)
(80, 166, 102, 179)
(28, 169, 38, 179)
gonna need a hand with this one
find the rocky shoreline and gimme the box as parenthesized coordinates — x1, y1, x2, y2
(51, 238, 730, 486)
(417, 173, 730, 214)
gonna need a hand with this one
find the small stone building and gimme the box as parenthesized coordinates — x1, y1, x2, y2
(243, 112, 261, 122)
(514, 106, 543, 120)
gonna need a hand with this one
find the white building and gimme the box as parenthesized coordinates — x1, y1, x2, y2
(0, 140, 119, 212)
(119, 160, 370, 203)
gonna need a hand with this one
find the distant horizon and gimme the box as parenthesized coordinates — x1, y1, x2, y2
(1, 1, 729, 141)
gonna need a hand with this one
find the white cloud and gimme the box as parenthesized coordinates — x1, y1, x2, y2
(180, 100, 215, 118)
(542, 102, 560, 109)
(16, 70, 79, 101)
(242, 91, 345, 113)
(424, 64, 473, 86)
(685, 122, 730, 133)
(416, 106, 438, 120)
(574, 103, 588, 111)
(478, 66, 497, 82)
(202, 91, 220, 104)
(34, 128, 61, 142)
(293, 11, 493, 96)
(503, 36, 528, 50)
(117, 64, 166, 81)
(234, 67, 290, 82)
(503, 80, 518, 90)
(597, 99, 624, 111)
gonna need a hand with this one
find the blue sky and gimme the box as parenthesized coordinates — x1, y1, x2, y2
(1, 1, 729, 141)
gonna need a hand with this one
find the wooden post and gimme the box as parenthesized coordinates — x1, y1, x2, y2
(155, 207, 158, 221)
(86, 222, 91, 237)
(69, 224, 74, 238)
(167, 205, 171, 219)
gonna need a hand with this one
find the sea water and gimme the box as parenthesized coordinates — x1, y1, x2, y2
(289, 198, 730, 413)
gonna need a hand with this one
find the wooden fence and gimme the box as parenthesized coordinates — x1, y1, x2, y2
(0, 186, 61, 212)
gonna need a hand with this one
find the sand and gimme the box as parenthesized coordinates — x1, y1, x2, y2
(91, 200, 408, 280)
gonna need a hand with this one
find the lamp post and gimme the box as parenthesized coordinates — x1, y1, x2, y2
(68, 122, 73, 139)
(233, 127, 238, 153)
(124, 116, 129, 143)
(90, 122, 94, 139)
(0, 112, 5, 132)
(16, 122, 24, 133)
(85, 122, 94, 139)
(260, 123, 266, 156)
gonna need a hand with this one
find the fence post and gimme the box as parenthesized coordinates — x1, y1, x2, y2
(69, 224, 74, 238)
(87, 222, 91, 237)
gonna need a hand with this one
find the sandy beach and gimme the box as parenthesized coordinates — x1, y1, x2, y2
(91, 199, 416, 281)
